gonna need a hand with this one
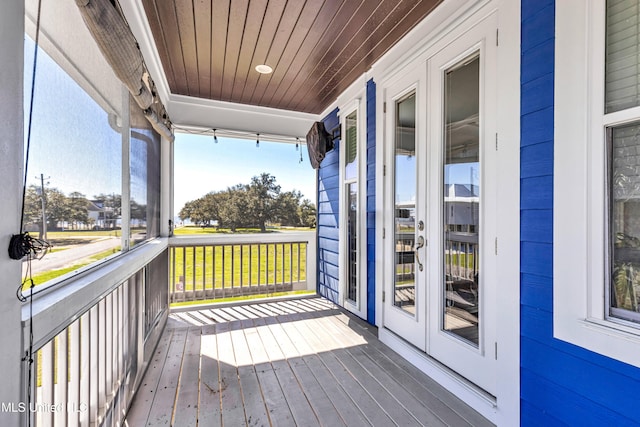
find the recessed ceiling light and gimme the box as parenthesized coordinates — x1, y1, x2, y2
(255, 64, 273, 74)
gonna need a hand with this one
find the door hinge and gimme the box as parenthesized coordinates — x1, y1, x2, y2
(496, 28, 499, 46)
(383, 164, 386, 176)
(383, 228, 386, 239)
(382, 291, 386, 302)
(495, 342, 498, 360)
(383, 102, 387, 114)
(495, 237, 498, 255)
(495, 133, 498, 151)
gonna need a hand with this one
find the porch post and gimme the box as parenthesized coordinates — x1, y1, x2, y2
(0, 0, 26, 425)
(160, 135, 172, 237)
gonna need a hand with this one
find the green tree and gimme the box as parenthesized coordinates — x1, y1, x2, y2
(44, 188, 70, 231)
(218, 185, 248, 232)
(276, 190, 303, 226)
(246, 173, 280, 232)
(298, 199, 317, 228)
(68, 191, 89, 229)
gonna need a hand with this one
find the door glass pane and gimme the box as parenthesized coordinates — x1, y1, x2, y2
(394, 93, 417, 314)
(609, 123, 640, 323)
(347, 182, 358, 302)
(443, 55, 480, 346)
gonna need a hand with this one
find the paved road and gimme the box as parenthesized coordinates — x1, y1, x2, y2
(24, 237, 121, 275)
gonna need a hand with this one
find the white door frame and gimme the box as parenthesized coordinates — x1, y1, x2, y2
(372, 1, 521, 424)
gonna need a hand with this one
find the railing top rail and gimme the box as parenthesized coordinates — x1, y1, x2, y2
(169, 230, 316, 246)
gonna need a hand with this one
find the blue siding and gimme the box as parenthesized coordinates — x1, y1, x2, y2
(520, 1, 640, 424)
(366, 79, 376, 325)
(317, 108, 340, 303)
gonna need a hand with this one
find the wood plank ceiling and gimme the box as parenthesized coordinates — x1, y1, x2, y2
(141, 0, 442, 114)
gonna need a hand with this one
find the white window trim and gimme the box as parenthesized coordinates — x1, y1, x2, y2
(554, 0, 640, 368)
(338, 95, 368, 319)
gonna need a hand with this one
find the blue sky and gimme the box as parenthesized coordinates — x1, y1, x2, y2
(174, 133, 317, 213)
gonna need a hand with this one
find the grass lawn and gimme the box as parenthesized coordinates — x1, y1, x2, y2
(25, 248, 120, 289)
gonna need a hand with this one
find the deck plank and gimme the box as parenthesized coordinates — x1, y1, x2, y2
(217, 321, 248, 426)
(324, 311, 493, 427)
(198, 324, 223, 427)
(123, 328, 173, 427)
(145, 327, 188, 426)
(173, 327, 202, 426)
(125, 297, 494, 427)
(288, 311, 395, 427)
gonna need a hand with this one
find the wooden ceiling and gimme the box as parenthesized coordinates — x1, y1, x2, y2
(141, 0, 442, 114)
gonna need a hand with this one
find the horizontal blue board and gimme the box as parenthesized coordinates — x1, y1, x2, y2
(520, 209, 552, 243)
(521, 74, 554, 115)
(521, 4, 555, 53)
(521, 107, 554, 147)
(521, 367, 640, 427)
(520, 241, 552, 277)
(520, 176, 553, 210)
(521, 39, 554, 84)
(522, 0, 553, 18)
(521, 400, 564, 427)
(521, 141, 554, 179)
(521, 336, 640, 415)
(521, 273, 553, 311)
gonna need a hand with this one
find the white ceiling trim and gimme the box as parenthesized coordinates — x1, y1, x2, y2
(169, 94, 319, 139)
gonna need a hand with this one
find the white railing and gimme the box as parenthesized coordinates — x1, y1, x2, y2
(22, 240, 168, 427)
(168, 231, 317, 304)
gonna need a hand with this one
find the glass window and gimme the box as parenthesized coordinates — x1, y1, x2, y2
(130, 95, 161, 247)
(443, 55, 480, 346)
(347, 182, 358, 303)
(22, 0, 162, 289)
(607, 0, 640, 323)
(393, 93, 417, 314)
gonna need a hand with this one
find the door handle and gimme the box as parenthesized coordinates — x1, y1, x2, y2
(415, 235, 425, 271)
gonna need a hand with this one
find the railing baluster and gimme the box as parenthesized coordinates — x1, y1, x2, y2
(80, 311, 90, 427)
(258, 244, 262, 288)
(68, 320, 80, 427)
(231, 245, 235, 291)
(240, 244, 243, 291)
(203, 246, 207, 297)
(212, 245, 217, 296)
(55, 329, 68, 427)
(298, 243, 301, 283)
(280, 243, 285, 291)
(181, 246, 186, 301)
(222, 245, 226, 298)
(89, 305, 98, 425)
(249, 244, 253, 291)
(105, 294, 113, 409)
(40, 340, 54, 427)
(273, 243, 277, 292)
(98, 299, 106, 421)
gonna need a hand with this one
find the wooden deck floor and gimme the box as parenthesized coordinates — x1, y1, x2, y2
(124, 296, 494, 427)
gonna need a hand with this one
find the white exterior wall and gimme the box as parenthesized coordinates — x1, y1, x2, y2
(0, 0, 25, 425)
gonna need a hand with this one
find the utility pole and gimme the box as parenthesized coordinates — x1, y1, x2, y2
(38, 173, 50, 240)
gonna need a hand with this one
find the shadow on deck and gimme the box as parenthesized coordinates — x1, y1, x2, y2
(124, 296, 494, 427)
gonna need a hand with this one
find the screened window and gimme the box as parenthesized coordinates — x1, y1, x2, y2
(607, 0, 640, 323)
(23, 0, 161, 289)
(130, 95, 161, 247)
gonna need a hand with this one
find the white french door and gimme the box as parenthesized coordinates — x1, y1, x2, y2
(383, 14, 497, 395)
